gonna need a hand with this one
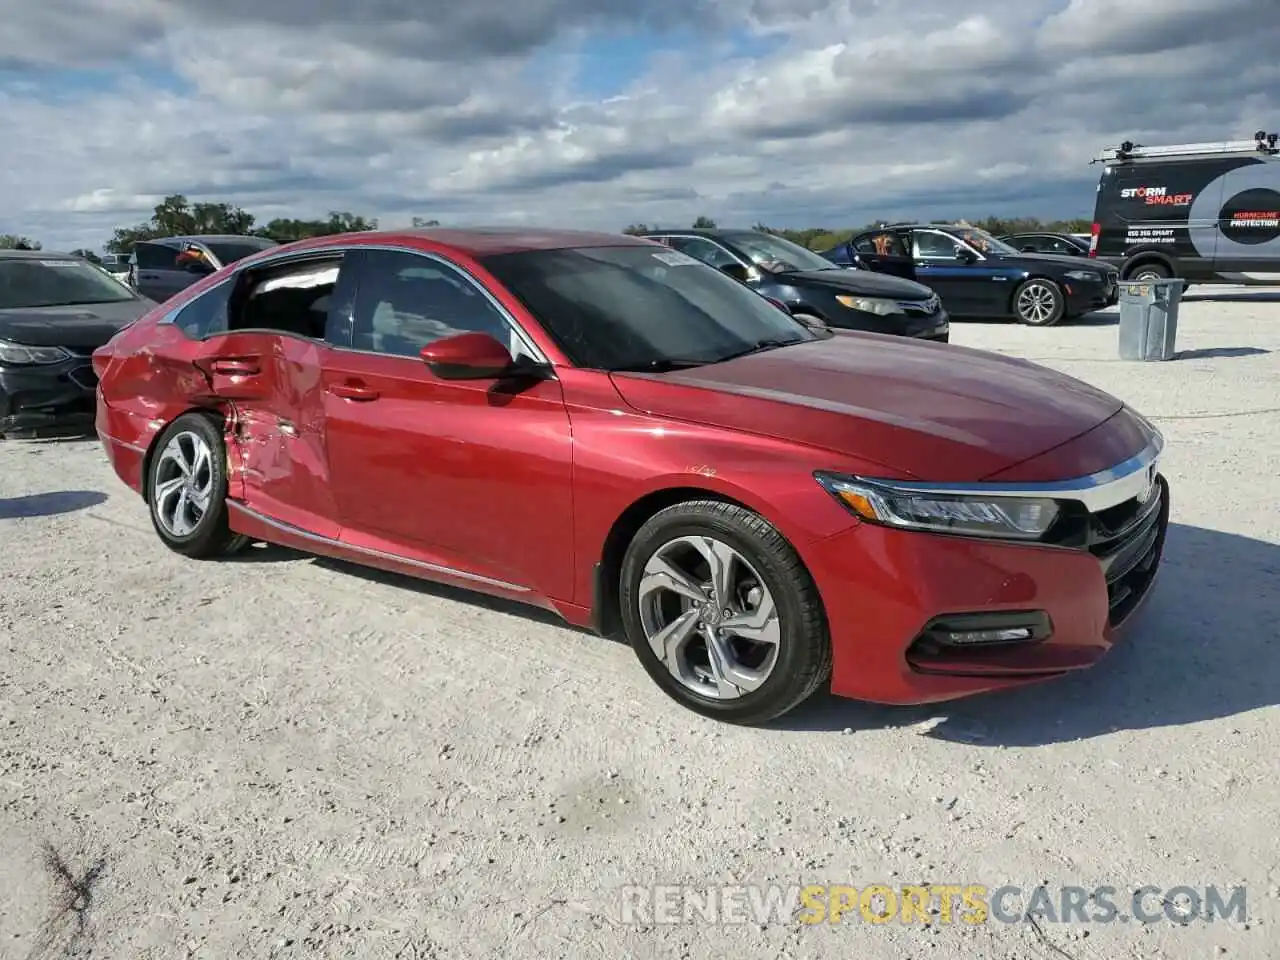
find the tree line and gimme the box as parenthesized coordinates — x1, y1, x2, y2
(4, 201, 1093, 261)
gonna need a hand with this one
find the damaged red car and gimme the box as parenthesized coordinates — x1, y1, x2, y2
(94, 228, 1168, 725)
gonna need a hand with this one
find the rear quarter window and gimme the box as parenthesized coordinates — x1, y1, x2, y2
(171, 281, 231, 338)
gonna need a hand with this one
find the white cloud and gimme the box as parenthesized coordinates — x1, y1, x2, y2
(0, 0, 1276, 251)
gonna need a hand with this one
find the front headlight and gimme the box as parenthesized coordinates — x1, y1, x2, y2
(0, 339, 72, 365)
(1064, 270, 1101, 282)
(815, 472, 1060, 540)
(835, 294, 903, 316)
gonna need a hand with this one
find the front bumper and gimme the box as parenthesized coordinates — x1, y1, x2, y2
(1065, 272, 1120, 313)
(0, 352, 99, 437)
(802, 474, 1169, 705)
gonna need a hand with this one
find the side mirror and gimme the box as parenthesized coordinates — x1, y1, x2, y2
(955, 245, 978, 263)
(420, 332, 516, 380)
(718, 262, 752, 283)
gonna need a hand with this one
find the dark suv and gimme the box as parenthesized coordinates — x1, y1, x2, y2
(1088, 131, 1280, 283)
(129, 235, 279, 302)
(820, 223, 1118, 326)
(638, 229, 948, 341)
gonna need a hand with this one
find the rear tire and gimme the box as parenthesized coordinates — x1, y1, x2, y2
(147, 412, 248, 559)
(1128, 263, 1171, 282)
(618, 500, 832, 725)
(1013, 278, 1066, 326)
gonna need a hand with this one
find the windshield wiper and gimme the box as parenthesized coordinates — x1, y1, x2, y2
(609, 358, 710, 373)
(711, 337, 802, 364)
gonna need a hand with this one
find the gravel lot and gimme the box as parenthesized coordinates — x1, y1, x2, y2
(2, 287, 1278, 959)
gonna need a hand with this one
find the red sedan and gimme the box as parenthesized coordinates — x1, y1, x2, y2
(93, 228, 1168, 725)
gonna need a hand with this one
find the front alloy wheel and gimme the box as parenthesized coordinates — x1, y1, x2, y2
(618, 499, 832, 724)
(638, 535, 781, 699)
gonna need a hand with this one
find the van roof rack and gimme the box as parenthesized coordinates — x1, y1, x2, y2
(1092, 130, 1279, 163)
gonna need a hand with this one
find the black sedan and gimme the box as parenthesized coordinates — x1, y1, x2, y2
(0, 250, 155, 438)
(819, 223, 1118, 326)
(997, 232, 1091, 257)
(638, 229, 949, 341)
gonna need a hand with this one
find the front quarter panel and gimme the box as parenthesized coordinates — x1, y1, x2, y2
(558, 369, 873, 607)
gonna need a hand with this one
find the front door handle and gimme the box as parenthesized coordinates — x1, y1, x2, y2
(328, 382, 380, 401)
(209, 358, 261, 376)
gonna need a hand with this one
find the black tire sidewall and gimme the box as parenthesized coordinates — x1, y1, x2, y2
(148, 413, 233, 555)
(619, 503, 825, 723)
(1015, 278, 1065, 325)
(1131, 265, 1170, 282)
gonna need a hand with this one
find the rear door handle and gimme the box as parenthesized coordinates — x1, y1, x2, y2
(210, 358, 261, 376)
(328, 382, 380, 401)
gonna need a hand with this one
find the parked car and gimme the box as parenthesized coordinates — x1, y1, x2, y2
(94, 227, 1167, 725)
(820, 223, 1118, 325)
(98, 253, 132, 283)
(638, 229, 948, 341)
(998, 233, 1091, 257)
(1089, 131, 1280, 283)
(0, 249, 155, 437)
(129, 234, 279, 302)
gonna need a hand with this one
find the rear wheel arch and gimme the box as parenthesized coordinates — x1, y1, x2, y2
(140, 406, 230, 501)
(1121, 253, 1175, 280)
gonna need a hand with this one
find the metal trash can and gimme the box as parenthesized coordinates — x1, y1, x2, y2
(1117, 279, 1185, 361)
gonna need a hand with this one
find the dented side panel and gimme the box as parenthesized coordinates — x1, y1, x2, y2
(196, 333, 340, 539)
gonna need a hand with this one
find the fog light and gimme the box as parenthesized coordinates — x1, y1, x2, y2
(920, 610, 1052, 648)
(946, 627, 1034, 645)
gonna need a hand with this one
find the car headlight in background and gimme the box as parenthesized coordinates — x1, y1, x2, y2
(835, 294, 903, 316)
(1064, 270, 1102, 282)
(0, 339, 73, 365)
(815, 472, 1060, 540)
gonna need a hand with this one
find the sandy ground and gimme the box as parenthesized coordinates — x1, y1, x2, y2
(1, 287, 1278, 959)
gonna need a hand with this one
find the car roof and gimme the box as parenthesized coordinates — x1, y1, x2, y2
(144, 234, 279, 248)
(637, 228, 766, 240)
(0, 249, 78, 260)
(261, 227, 659, 259)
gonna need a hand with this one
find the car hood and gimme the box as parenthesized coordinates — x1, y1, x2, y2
(778, 268, 934, 299)
(996, 252, 1099, 271)
(609, 332, 1126, 481)
(0, 298, 155, 349)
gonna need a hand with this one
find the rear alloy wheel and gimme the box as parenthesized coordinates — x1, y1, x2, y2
(148, 412, 248, 559)
(1013, 278, 1066, 326)
(1129, 264, 1171, 282)
(619, 500, 831, 725)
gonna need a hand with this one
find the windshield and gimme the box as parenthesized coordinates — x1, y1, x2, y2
(953, 227, 1020, 256)
(480, 244, 819, 371)
(0, 258, 137, 309)
(202, 238, 278, 265)
(725, 233, 839, 273)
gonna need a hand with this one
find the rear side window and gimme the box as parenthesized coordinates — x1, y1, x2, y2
(172, 282, 232, 338)
(134, 242, 178, 270)
(229, 256, 342, 339)
(855, 232, 908, 256)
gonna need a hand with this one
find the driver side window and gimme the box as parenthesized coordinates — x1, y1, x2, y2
(351, 251, 529, 360)
(666, 237, 740, 270)
(913, 231, 960, 259)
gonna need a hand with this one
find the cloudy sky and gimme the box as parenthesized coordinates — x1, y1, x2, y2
(1, 0, 1276, 251)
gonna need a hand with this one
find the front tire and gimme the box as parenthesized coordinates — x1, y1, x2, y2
(1013, 278, 1066, 326)
(147, 412, 248, 559)
(618, 500, 832, 725)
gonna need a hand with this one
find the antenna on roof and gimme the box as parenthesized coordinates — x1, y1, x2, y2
(1092, 130, 1278, 163)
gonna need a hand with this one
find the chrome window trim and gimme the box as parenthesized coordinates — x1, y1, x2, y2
(859, 432, 1164, 514)
(333, 245, 548, 366)
(914, 228, 986, 262)
(155, 243, 548, 366)
(648, 234, 752, 271)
